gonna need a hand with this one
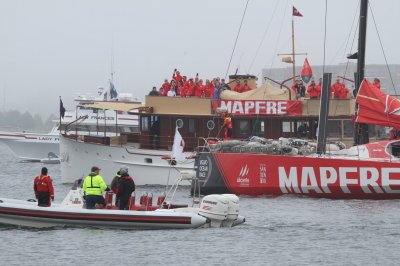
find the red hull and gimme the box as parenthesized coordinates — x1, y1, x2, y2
(196, 152, 400, 199)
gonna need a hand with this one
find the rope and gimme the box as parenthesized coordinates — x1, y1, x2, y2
(247, 0, 280, 73)
(369, 1, 397, 94)
(224, 0, 250, 80)
(267, 0, 289, 77)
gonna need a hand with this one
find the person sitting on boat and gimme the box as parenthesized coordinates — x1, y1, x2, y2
(83, 166, 109, 209)
(373, 78, 381, 90)
(111, 171, 121, 206)
(116, 167, 136, 210)
(222, 113, 233, 140)
(33, 167, 54, 207)
(307, 79, 321, 99)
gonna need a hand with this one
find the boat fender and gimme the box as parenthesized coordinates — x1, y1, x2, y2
(27, 199, 37, 202)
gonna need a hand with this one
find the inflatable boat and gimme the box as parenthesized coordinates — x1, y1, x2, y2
(0, 174, 245, 229)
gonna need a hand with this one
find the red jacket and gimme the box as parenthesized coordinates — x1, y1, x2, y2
(373, 81, 381, 90)
(242, 85, 252, 92)
(173, 73, 183, 85)
(337, 87, 349, 99)
(233, 85, 243, 93)
(307, 84, 321, 98)
(34, 175, 54, 197)
(161, 82, 171, 96)
(331, 82, 344, 98)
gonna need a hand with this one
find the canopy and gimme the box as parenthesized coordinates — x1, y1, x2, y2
(356, 79, 400, 128)
(221, 82, 290, 100)
(78, 102, 143, 112)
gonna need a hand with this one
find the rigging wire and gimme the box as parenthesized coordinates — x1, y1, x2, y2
(328, 0, 360, 66)
(369, 1, 397, 94)
(224, 0, 250, 80)
(247, 0, 280, 73)
(267, 0, 289, 77)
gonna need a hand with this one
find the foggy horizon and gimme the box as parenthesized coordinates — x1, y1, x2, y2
(1, 0, 399, 117)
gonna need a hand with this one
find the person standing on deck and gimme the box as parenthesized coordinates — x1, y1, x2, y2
(83, 166, 109, 209)
(222, 113, 233, 140)
(33, 167, 54, 207)
(116, 167, 135, 210)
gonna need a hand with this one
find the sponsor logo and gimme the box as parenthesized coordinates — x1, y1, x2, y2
(278, 166, 400, 194)
(237, 165, 250, 186)
(259, 163, 267, 184)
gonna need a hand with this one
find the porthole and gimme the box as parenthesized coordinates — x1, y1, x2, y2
(207, 120, 215, 130)
(176, 119, 183, 128)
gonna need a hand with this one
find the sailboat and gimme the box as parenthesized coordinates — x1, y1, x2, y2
(193, 0, 400, 199)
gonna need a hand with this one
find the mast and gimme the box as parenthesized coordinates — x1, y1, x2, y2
(354, 0, 369, 145)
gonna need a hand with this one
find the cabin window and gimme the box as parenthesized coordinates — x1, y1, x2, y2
(188, 119, 196, 133)
(141, 117, 149, 131)
(281, 121, 294, 137)
(343, 120, 354, 138)
(327, 120, 342, 138)
(254, 121, 265, 135)
(238, 120, 250, 135)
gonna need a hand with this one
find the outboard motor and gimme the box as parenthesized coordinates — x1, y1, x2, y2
(199, 195, 228, 228)
(221, 194, 240, 227)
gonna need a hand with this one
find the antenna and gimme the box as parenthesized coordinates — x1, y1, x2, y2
(110, 31, 115, 83)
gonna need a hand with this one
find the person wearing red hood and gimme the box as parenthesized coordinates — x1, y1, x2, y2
(161, 79, 171, 96)
(205, 79, 214, 97)
(373, 78, 381, 90)
(116, 166, 135, 210)
(307, 79, 321, 99)
(331, 78, 344, 98)
(34, 167, 54, 207)
(172, 69, 183, 86)
(337, 84, 350, 99)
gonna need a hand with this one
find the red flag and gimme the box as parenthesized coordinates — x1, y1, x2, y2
(356, 79, 400, 128)
(293, 6, 303, 17)
(301, 58, 312, 84)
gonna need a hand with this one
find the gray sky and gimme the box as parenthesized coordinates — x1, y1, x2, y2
(0, 0, 399, 117)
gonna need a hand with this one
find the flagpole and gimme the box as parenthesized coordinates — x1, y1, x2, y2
(292, 17, 296, 86)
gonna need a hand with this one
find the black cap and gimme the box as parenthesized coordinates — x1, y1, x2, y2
(91, 166, 101, 172)
(41, 167, 48, 175)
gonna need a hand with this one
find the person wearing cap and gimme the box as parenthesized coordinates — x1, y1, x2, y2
(33, 167, 54, 207)
(82, 166, 109, 209)
(116, 167, 135, 210)
(110, 170, 121, 206)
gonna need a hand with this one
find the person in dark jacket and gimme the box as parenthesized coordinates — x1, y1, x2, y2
(110, 171, 121, 206)
(117, 167, 135, 210)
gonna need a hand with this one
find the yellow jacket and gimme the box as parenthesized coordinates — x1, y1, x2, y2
(83, 174, 107, 196)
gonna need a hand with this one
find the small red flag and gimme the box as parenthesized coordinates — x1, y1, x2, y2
(293, 6, 303, 17)
(301, 58, 312, 84)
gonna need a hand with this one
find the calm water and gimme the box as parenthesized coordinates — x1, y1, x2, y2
(0, 144, 399, 266)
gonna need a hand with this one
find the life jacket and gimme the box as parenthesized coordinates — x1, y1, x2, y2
(83, 174, 107, 196)
(34, 175, 54, 196)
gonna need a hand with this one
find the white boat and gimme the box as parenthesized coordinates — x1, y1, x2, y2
(0, 172, 245, 230)
(60, 134, 195, 185)
(0, 88, 141, 163)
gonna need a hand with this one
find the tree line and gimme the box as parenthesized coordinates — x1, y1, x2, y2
(0, 110, 57, 132)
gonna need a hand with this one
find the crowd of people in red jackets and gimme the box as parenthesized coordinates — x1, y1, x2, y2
(291, 77, 381, 100)
(148, 69, 253, 99)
